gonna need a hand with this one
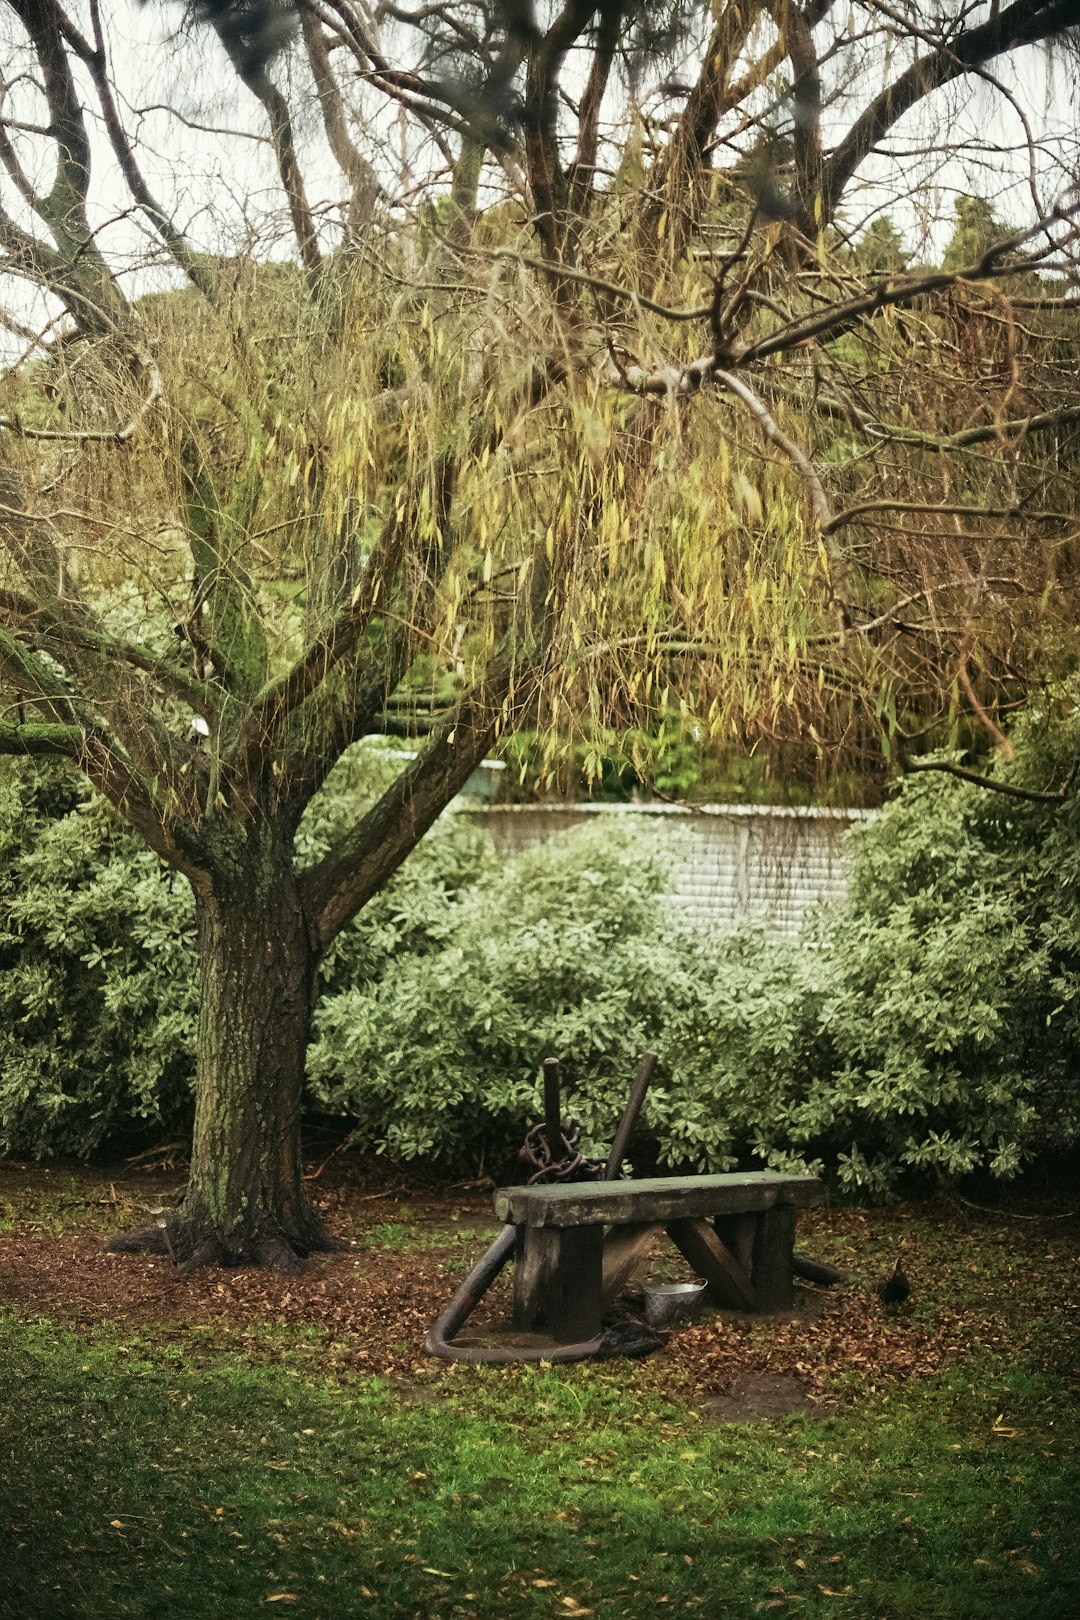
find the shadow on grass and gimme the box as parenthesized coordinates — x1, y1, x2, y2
(0, 1313, 1076, 1620)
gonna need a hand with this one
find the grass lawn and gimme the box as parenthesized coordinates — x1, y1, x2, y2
(0, 1161, 1077, 1620)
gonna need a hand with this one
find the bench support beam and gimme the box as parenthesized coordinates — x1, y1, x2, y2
(601, 1222, 664, 1306)
(667, 1217, 757, 1311)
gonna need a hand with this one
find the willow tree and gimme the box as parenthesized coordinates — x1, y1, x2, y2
(2, 0, 1080, 1267)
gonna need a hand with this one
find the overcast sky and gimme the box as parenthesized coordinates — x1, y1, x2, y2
(0, 0, 1076, 353)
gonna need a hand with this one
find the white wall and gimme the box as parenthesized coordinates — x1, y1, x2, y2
(459, 802, 876, 938)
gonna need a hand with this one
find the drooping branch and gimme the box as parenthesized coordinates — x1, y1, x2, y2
(816, 0, 1080, 227)
(714, 367, 833, 532)
(608, 203, 1080, 400)
(738, 202, 1080, 366)
(0, 588, 218, 720)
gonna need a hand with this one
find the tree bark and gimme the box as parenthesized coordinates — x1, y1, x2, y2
(107, 818, 341, 1270)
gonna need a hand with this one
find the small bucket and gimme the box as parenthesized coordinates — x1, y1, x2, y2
(643, 1280, 708, 1327)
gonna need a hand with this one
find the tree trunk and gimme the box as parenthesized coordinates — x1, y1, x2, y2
(108, 820, 341, 1271)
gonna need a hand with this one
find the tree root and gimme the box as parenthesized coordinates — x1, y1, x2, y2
(105, 1211, 351, 1274)
(104, 1224, 171, 1257)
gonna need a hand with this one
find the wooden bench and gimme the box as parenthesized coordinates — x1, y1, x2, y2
(494, 1172, 823, 1345)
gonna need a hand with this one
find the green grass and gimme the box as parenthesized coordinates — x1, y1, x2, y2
(0, 1170, 178, 1235)
(358, 1219, 488, 1253)
(1, 1313, 1076, 1620)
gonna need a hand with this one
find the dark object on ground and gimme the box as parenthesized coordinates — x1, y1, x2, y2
(877, 1258, 911, 1304)
(792, 1251, 852, 1286)
(595, 1319, 664, 1359)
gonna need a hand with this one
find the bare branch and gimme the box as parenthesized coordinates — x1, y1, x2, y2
(714, 367, 833, 531)
(902, 756, 1079, 804)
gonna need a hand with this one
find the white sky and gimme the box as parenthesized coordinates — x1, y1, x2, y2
(0, 0, 1076, 352)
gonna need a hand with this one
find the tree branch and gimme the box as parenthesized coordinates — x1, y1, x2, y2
(902, 755, 1079, 803)
(714, 367, 833, 531)
(66, 0, 222, 303)
(0, 716, 81, 755)
(239, 499, 410, 770)
(865, 403, 1080, 451)
(211, 11, 322, 277)
(817, 0, 1080, 224)
(300, 653, 524, 949)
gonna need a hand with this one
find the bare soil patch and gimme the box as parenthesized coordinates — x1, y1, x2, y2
(701, 1371, 818, 1423)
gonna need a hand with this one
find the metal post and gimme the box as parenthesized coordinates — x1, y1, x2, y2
(542, 1056, 562, 1164)
(604, 1051, 658, 1179)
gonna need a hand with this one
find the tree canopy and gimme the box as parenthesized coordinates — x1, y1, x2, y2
(0, 0, 1079, 1262)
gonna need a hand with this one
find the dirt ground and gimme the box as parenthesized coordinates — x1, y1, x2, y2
(1, 1155, 1076, 1416)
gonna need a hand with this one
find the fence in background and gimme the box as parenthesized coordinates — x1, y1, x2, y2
(458, 801, 876, 937)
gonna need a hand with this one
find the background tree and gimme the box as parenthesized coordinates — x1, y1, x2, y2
(1, 0, 1079, 1266)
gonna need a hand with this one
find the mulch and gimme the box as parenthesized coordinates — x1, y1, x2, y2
(1, 1164, 1076, 1411)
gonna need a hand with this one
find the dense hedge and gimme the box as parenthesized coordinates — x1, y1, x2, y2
(2, 706, 1078, 1191)
(0, 765, 197, 1157)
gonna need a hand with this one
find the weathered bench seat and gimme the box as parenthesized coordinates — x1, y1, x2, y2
(494, 1171, 823, 1345)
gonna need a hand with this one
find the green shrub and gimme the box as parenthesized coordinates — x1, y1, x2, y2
(311, 712, 1080, 1190)
(0, 763, 198, 1157)
(4, 705, 1078, 1191)
(307, 823, 681, 1170)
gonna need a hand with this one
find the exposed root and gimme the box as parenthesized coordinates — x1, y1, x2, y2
(104, 1224, 171, 1257)
(105, 1210, 351, 1274)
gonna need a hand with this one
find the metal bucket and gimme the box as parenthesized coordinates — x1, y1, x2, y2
(643, 1280, 708, 1327)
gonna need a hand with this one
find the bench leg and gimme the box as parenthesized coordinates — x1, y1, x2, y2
(666, 1218, 756, 1310)
(713, 1212, 756, 1276)
(751, 1205, 796, 1312)
(601, 1222, 664, 1307)
(512, 1225, 604, 1343)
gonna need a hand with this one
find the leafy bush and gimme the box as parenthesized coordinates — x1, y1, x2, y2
(307, 823, 682, 1171)
(4, 704, 1079, 1191)
(0, 747, 492, 1158)
(311, 711, 1080, 1190)
(0, 763, 198, 1157)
